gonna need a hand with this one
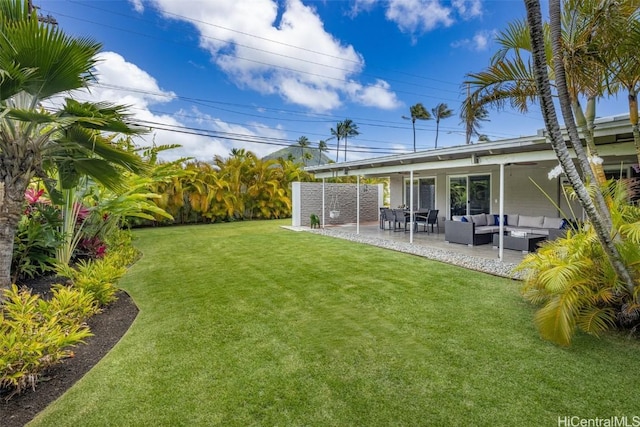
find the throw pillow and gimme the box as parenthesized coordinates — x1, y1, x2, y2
(471, 213, 487, 226)
(494, 214, 508, 226)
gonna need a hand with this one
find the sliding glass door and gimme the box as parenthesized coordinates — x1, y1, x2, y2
(449, 174, 491, 218)
(404, 177, 436, 210)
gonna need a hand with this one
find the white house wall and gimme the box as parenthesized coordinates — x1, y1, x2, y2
(388, 162, 585, 220)
(389, 175, 404, 208)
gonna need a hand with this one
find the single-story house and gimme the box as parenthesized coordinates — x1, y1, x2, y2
(303, 114, 638, 260)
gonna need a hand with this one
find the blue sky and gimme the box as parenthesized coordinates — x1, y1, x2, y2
(41, 0, 627, 162)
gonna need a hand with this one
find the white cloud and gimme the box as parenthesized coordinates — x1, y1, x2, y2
(353, 0, 484, 40)
(55, 52, 284, 162)
(452, 0, 483, 19)
(347, 79, 402, 110)
(137, 0, 398, 112)
(349, 0, 378, 17)
(451, 29, 496, 51)
(89, 52, 176, 107)
(385, 0, 454, 35)
(128, 0, 144, 13)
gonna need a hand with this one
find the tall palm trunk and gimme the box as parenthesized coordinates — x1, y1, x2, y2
(527, 0, 635, 294)
(344, 135, 348, 162)
(548, 4, 613, 232)
(629, 88, 640, 166)
(0, 192, 24, 291)
(335, 137, 340, 163)
(434, 119, 440, 148)
(0, 167, 35, 291)
(572, 97, 607, 184)
(412, 119, 417, 152)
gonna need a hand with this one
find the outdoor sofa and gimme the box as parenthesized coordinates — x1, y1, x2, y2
(444, 213, 566, 246)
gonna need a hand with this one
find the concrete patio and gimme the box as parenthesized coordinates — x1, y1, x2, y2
(287, 221, 531, 279)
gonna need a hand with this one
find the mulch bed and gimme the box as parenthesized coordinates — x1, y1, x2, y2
(1, 277, 139, 427)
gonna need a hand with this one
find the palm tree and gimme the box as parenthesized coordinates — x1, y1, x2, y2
(525, 0, 635, 301)
(0, 0, 145, 292)
(595, 1, 640, 165)
(431, 103, 454, 148)
(460, 96, 489, 145)
(297, 136, 310, 165)
(340, 119, 359, 162)
(463, 8, 612, 226)
(317, 140, 328, 165)
(402, 103, 432, 152)
(329, 122, 343, 163)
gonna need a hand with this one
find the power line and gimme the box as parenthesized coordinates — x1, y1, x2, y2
(96, 82, 524, 140)
(130, 118, 405, 155)
(50, 2, 464, 99)
(46, 2, 545, 138)
(66, 0, 462, 89)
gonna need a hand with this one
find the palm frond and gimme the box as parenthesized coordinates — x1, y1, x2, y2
(534, 291, 580, 346)
(576, 306, 617, 337)
(6, 107, 56, 124)
(465, 57, 540, 113)
(0, 2, 101, 99)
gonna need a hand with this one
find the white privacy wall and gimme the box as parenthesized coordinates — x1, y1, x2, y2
(291, 182, 382, 227)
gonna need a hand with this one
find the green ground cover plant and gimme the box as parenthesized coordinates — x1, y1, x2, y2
(31, 220, 640, 426)
(1, 228, 138, 400)
(0, 286, 93, 397)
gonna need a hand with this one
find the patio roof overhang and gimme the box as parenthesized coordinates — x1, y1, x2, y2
(306, 114, 636, 178)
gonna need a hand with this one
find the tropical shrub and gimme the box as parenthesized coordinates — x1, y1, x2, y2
(518, 180, 640, 346)
(0, 285, 93, 398)
(56, 258, 124, 307)
(11, 189, 64, 282)
(144, 150, 314, 226)
(55, 223, 137, 307)
(103, 227, 139, 267)
(43, 285, 100, 325)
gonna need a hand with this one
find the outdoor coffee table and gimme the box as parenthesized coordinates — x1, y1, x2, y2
(492, 233, 547, 253)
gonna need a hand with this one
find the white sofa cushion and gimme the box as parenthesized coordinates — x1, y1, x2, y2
(476, 225, 500, 234)
(452, 215, 463, 221)
(518, 215, 544, 228)
(471, 214, 487, 225)
(542, 216, 564, 229)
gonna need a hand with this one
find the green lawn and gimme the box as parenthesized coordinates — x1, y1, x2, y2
(31, 220, 640, 426)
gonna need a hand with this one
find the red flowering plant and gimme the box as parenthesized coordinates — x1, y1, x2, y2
(12, 187, 64, 281)
(76, 236, 107, 259)
(71, 202, 111, 261)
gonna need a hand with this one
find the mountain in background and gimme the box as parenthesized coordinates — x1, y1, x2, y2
(263, 145, 332, 166)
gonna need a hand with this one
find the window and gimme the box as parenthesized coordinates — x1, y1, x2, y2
(404, 177, 436, 210)
(448, 174, 491, 218)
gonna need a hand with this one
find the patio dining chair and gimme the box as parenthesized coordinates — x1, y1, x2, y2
(379, 207, 394, 229)
(392, 209, 410, 232)
(413, 211, 430, 232)
(426, 209, 439, 233)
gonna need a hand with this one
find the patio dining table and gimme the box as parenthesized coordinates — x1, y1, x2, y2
(395, 209, 430, 232)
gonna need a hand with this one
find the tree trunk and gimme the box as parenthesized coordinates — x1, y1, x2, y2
(0, 182, 27, 294)
(549, 3, 613, 232)
(435, 119, 440, 149)
(335, 138, 340, 163)
(527, 0, 635, 294)
(629, 89, 640, 167)
(573, 98, 607, 184)
(412, 120, 416, 152)
(344, 135, 348, 162)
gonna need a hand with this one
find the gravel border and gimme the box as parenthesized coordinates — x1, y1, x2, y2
(301, 227, 524, 280)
